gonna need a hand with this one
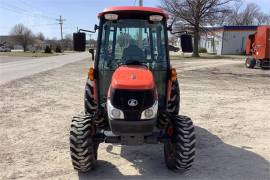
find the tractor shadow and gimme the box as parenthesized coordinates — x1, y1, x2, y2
(78, 126, 269, 180)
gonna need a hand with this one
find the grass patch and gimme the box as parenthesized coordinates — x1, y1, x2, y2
(0, 51, 58, 57)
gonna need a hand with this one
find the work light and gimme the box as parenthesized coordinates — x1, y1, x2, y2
(104, 13, 118, 20)
(149, 15, 163, 22)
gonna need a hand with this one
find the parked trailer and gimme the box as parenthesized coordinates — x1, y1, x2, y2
(245, 26, 270, 70)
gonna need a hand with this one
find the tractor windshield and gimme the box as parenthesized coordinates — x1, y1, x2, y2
(97, 19, 168, 107)
(98, 19, 167, 69)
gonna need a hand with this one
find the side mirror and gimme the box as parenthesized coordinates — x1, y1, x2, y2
(94, 24, 99, 31)
(180, 34, 193, 53)
(89, 48, 95, 60)
(73, 32, 86, 51)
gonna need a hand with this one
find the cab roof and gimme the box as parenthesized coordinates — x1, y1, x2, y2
(98, 6, 168, 19)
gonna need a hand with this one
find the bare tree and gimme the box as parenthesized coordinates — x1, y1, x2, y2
(62, 34, 73, 51)
(161, 0, 234, 57)
(36, 32, 45, 41)
(256, 13, 270, 25)
(10, 24, 34, 52)
(226, 2, 270, 25)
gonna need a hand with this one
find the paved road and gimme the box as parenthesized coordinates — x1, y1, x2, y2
(0, 52, 90, 85)
(0, 56, 36, 63)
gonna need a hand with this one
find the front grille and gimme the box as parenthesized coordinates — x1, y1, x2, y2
(110, 89, 155, 111)
(123, 110, 141, 121)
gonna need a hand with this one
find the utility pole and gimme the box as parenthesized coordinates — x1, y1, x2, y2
(139, 0, 143, 6)
(56, 15, 66, 41)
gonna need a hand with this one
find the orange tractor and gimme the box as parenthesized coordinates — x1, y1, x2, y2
(245, 25, 270, 70)
(71, 6, 195, 172)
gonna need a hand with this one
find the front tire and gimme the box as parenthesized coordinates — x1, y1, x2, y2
(167, 80, 180, 115)
(245, 57, 256, 68)
(164, 115, 196, 171)
(70, 114, 98, 172)
(84, 80, 97, 115)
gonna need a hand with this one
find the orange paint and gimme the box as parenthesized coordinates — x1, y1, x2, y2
(246, 26, 270, 59)
(170, 68, 177, 82)
(98, 6, 168, 18)
(111, 65, 155, 90)
(88, 67, 95, 81)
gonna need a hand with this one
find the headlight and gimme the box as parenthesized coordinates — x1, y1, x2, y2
(107, 100, 124, 119)
(141, 101, 158, 119)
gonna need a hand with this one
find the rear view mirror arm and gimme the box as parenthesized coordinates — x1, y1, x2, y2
(78, 25, 99, 34)
(78, 29, 96, 34)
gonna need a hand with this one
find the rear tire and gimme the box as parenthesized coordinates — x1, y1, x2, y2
(261, 60, 270, 70)
(85, 80, 107, 128)
(167, 80, 180, 115)
(261, 66, 270, 70)
(164, 115, 196, 171)
(245, 57, 256, 68)
(70, 114, 98, 172)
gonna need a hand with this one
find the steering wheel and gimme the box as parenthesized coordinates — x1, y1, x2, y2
(122, 54, 144, 61)
(117, 58, 148, 68)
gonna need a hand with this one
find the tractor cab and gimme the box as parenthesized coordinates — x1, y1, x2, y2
(96, 7, 169, 109)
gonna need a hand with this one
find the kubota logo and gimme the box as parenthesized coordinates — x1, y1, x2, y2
(128, 99, 138, 107)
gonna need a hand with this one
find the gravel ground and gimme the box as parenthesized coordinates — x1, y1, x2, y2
(0, 58, 269, 180)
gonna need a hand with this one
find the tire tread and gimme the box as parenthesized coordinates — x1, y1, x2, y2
(70, 115, 97, 172)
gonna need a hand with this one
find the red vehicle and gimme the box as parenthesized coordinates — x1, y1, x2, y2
(71, 6, 195, 172)
(245, 26, 270, 70)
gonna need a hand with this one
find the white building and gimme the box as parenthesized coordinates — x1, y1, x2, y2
(199, 26, 257, 55)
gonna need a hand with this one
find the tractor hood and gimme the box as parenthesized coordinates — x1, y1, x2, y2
(111, 65, 155, 90)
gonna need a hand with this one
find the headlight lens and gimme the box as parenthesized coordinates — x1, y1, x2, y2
(107, 100, 124, 119)
(144, 109, 154, 118)
(111, 109, 121, 117)
(141, 101, 158, 119)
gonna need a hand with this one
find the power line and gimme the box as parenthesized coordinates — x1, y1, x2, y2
(17, 0, 43, 12)
(2, 2, 28, 12)
(1, 2, 56, 21)
(17, 0, 57, 20)
(29, 23, 59, 27)
(0, 6, 55, 21)
(0, 23, 59, 31)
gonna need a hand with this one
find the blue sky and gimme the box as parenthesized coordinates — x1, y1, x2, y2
(0, 0, 269, 39)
